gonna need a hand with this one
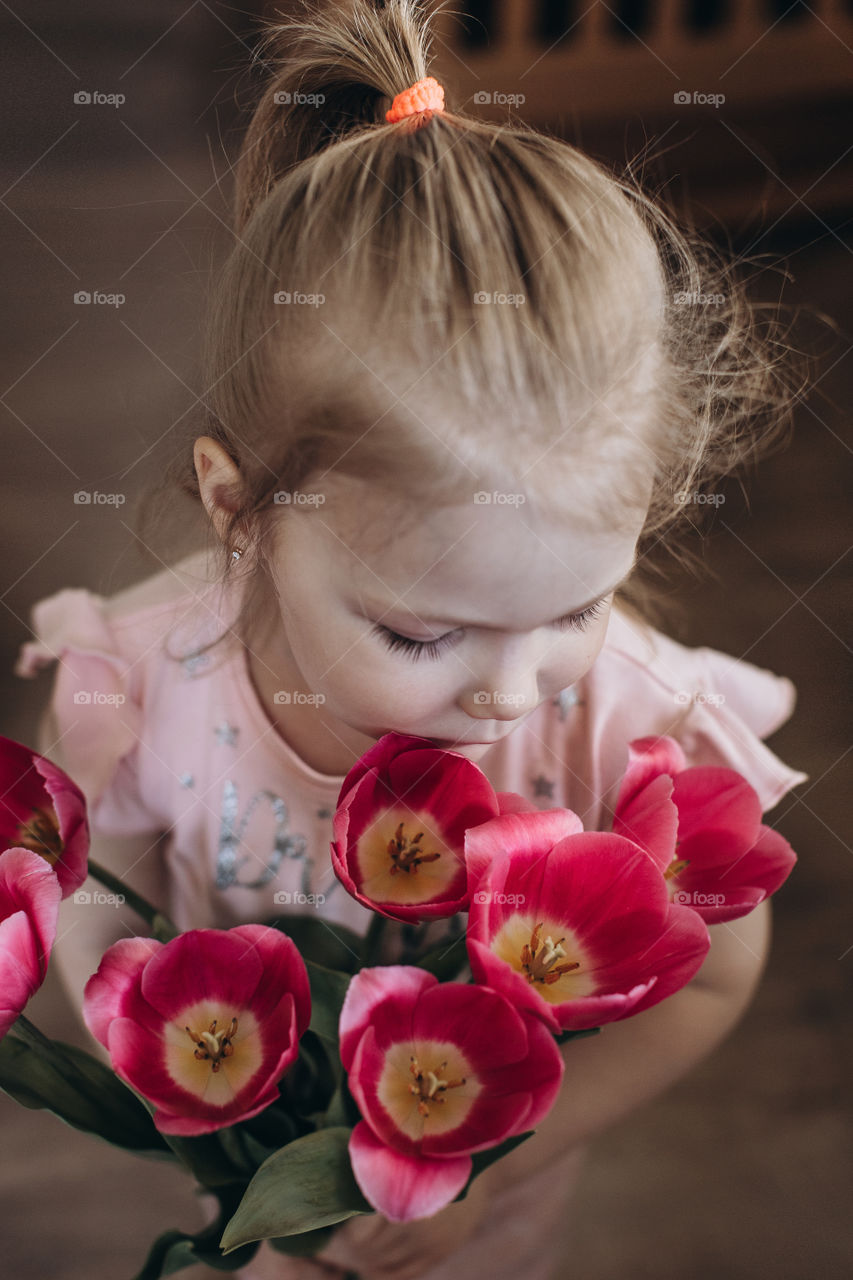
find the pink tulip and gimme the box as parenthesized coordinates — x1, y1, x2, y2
(613, 737, 797, 923)
(0, 736, 88, 899)
(465, 810, 710, 1032)
(0, 846, 62, 1039)
(331, 733, 502, 922)
(83, 925, 310, 1135)
(339, 966, 564, 1221)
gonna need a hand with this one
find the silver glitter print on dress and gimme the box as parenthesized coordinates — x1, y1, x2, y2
(215, 781, 316, 892)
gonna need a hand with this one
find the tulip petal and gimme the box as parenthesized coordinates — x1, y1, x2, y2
(349, 1120, 472, 1222)
(82, 936, 162, 1047)
(339, 966, 435, 1071)
(467, 935, 560, 1032)
(229, 924, 311, 1034)
(621, 904, 710, 1015)
(0, 847, 61, 972)
(464, 809, 584, 894)
(0, 910, 42, 1037)
(34, 755, 90, 895)
(672, 768, 762, 844)
(613, 773, 678, 872)
(140, 930, 264, 1019)
(617, 737, 687, 808)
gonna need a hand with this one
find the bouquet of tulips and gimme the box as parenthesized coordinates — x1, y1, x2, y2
(0, 730, 796, 1277)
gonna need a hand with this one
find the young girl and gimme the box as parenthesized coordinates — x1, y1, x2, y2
(15, 2, 809, 1277)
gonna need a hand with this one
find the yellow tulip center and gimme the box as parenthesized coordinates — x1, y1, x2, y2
(357, 809, 458, 906)
(408, 1054, 467, 1119)
(16, 806, 63, 866)
(387, 821, 441, 876)
(520, 921, 581, 986)
(664, 857, 690, 880)
(184, 1016, 238, 1073)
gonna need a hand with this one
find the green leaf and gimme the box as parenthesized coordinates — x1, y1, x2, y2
(323, 1073, 359, 1129)
(157, 1129, 250, 1190)
(268, 1224, 337, 1256)
(414, 938, 470, 981)
(0, 1034, 170, 1155)
(454, 1130, 536, 1199)
(261, 914, 363, 973)
(220, 1126, 372, 1253)
(133, 1187, 259, 1278)
(305, 960, 352, 1044)
(240, 1102, 300, 1150)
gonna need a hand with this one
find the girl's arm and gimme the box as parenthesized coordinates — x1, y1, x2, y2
(36, 709, 170, 1068)
(478, 898, 772, 1184)
(314, 904, 772, 1280)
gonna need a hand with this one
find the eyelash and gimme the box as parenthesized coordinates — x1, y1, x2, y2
(373, 599, 607, 663)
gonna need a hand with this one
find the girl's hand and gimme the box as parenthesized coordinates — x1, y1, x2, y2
(313, 1167, 493, 1280)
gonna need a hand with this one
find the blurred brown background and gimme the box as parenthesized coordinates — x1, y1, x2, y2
(1, 2, 851, 1277)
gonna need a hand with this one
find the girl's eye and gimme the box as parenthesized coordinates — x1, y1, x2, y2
(372, 627, 458, 663)
(553, 599, 607, 633)
(373, 598, 607, 663)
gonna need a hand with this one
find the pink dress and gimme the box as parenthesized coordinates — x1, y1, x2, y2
(14, 554, 807, 1279)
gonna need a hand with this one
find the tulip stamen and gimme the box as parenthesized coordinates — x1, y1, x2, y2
(520, 921, 580, 985)
(15, 806, 63, 865)
(408, 1055, 466, 1118)
(184, 1016, 239, 1072)
(387, 822, 441, 875)
(665, 858, 690, 880)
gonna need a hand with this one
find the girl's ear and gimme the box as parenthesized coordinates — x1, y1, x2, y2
(193, 436, 243, 541)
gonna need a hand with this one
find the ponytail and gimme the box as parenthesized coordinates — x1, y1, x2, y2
(234, 0, 439, 232)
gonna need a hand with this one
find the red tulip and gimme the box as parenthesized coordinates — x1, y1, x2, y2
(339, 966, 563, 1221)
(465, 810, 710, 1031)
(0, 736, 88, 899)
(83, 925, 310, 1135)
(0, 847, 62, 1039)
(331, 733, 502, 922)
(613, 737, 797, 923)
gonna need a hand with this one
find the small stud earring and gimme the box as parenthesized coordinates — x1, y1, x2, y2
(231, 548, 242, 562)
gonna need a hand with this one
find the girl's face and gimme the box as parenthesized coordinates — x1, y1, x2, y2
(259, 473, 648, 763)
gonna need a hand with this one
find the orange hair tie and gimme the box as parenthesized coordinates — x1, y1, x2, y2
(386, 76, 445, 124)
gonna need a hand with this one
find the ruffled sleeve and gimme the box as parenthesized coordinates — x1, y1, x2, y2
(595, 610, 809, 818)
(14, 589, 163, 836)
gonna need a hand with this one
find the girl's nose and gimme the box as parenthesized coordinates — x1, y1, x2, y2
(460, 646, 540, 721)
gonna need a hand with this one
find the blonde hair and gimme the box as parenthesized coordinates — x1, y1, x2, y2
(137, 0, 808, 657)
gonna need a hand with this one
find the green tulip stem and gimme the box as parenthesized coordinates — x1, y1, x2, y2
(85, 857, 180, 939)
(362, 912, 387, 966)
(13, 1012, 103, 1091)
